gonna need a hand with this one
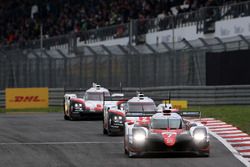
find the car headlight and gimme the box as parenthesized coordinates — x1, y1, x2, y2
(133, 132, 146, 143)
(193, 128, 207, 141)
(194, 132, 205, 141)
(113, 115, 123, 122)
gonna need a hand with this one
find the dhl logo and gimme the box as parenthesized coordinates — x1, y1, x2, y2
(10, 96, 45, 102)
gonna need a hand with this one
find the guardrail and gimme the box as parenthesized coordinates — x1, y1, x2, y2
(1, 86, 250, 108)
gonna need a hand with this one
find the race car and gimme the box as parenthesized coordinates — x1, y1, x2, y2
(103, 93, 158, 136)
(64, 97, 86, 120)
(124, 93, 158, 128)
(83, 83, 110, 117)
(103, 95, 128, 136)
(64, 94, 78, 120)
(63, 83, 110, 120)
(124, 109, 210, 157)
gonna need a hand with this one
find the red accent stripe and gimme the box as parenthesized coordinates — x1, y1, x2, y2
(206, 123, 227, 126)
(238, 149, 250, 153)
(227, 139, 250, 142)
(109, 110, 125, 117)
(70, 98, 85, 103)
(222, 135, 249, 139)
(231, 143, 250, 147)
(217, 132, 243, 135)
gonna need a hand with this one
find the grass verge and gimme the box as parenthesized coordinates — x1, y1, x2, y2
(187, 105, 250, 135)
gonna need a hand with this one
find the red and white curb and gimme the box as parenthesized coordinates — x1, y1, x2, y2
(192, 118, 250, 167)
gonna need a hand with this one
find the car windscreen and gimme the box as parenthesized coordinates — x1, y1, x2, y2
(85, 92, 107, 101)
(128, 103, 156, 112)
(151, 118, 182, 129)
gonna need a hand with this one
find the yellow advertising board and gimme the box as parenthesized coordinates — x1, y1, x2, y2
(5, 88, 48, 109)
(162, 100, 188, 109)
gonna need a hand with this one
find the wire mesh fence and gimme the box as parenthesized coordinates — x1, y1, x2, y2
(0, 35, 249, 90)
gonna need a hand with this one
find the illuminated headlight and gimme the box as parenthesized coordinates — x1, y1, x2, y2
(133, 132, 146, 143)
(113, 116, 123, 122)
(75, 104, 79, 107)
(194, 132, 206, 141)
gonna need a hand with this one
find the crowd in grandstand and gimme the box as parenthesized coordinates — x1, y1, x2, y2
(0, 0, 247, 46)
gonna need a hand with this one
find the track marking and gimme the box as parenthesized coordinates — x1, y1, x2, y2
(0, 141, 123, 145)
(209, 131, 250, 167)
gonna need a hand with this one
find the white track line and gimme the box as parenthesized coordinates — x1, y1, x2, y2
(220, 133, 249, 137)
(229, 142, 250, 145)
(211, 127, 238, 131)
(0, 141, 123, 145)
(209, 131, 250, 167)
(241, 152, 250, 156)
(208, 125, 233, 129)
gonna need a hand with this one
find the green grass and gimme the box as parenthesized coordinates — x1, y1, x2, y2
(0, 107, 62, 113)
(186, 105, 250, 135)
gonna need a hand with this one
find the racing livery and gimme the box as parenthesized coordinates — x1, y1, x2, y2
(124, 110, 210, 157)
(103, 96, 127, 135)
(103, 93, 158, 136)
(63, 83, 110, 120)
(83, 83, 110, 116)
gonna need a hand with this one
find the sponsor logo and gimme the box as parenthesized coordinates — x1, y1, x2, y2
(10, 96, 45, 102)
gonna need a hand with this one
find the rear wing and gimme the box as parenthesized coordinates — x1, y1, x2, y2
(178, 111, 201, 118)
(64, 88, 86, 98)
(126, 111, 157, 117)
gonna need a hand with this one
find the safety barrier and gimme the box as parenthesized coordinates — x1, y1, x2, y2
(1, 86, 250, 108)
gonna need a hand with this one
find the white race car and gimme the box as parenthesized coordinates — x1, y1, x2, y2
(63, 83, 110, 120)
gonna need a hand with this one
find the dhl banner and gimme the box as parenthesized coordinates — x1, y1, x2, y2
(5, 88, 48, 109)
(162, 100, 188, 109)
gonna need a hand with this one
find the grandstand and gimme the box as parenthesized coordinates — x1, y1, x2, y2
(0, 0, 243, 46)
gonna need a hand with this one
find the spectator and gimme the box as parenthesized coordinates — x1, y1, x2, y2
(0, 0, 247, 46)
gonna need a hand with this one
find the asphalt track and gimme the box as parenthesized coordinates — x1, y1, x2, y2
(0, 112, 246, 167)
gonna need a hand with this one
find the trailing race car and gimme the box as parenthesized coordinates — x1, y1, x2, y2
(124, 109, 210, 157)
(83, 83, 110, 116)
(64, 94, 79, 120)
(64, 97, 86, 120)
(103, 95, 127, 135)
(124, 93, 158, 128)
(103, 93, 158, 136)
(63, 83, 110, 120)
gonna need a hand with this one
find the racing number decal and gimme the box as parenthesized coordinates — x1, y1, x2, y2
(162, 132, 177, 146)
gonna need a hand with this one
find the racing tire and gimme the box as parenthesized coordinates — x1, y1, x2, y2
(124, 140, 128, 155)
(103, 124, 108, 135)
(128, 151, 138, 158)
(199, 152, 209, 157)
(69, 114, 75, 121)
(64, 115, 69, 120)
(103, 128, 107, 135)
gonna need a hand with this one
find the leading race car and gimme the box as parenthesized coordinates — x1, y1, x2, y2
(124, 109, 210, 157)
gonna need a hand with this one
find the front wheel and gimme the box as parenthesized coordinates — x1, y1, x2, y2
(128, 151, 138, 158)
(64, 115, 69, 120)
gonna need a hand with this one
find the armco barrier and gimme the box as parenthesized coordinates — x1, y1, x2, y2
(1, 86, 250, 107)
(0, 90, 4, 108)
